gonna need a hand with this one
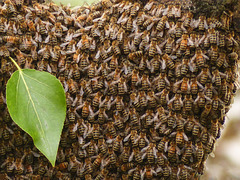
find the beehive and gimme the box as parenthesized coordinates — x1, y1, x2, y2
(0, 0, 239, 179)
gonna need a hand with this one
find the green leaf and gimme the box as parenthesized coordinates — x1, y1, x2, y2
(6, 68, 66, 166)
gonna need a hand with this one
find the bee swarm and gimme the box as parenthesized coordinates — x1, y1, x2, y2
(0, 0, 239, 179)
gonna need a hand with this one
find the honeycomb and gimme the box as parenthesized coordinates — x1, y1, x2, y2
(0, 0, 239, 179)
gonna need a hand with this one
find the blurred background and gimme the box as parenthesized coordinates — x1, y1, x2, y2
(51, 0, 240, 178)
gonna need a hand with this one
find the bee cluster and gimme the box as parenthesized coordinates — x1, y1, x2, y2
(0, 0, 239, 179)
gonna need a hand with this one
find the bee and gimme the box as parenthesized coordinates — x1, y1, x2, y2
(208, 28, 217, 44)
(1, 155, 15, 174)
(128, 51, 143, 60)
(156, 16, 168, 32)
(197, 16, 208, 31)
(180, 77, 190, 93)
(78, 100, 93, 119)
(198, 66, 211, 85)
(196, 141, 204, 161)
(3, 36, 20, 44)
(141, 141, 157, 164)
(69, 123, 78, 140)
(107, 121, 117, 138)
(17, 14, 28, 32)
(169, 93, 183, 111)
(167, 110, 176, 127)
(1, 124, 13, 141)
(129, 107, 139, 125)
(139, 31, 150, 51)
(180, 58, 189, 76)
(167, 141, 177, 160)
(183, 12, 193, 28)
(14, 157, 24, 175)
(153, 72, 170, 92)
(98, 137, 108, 155)
(147, 90, 158, 108)
(13, 48, 26, 66)
(226, 31, 239, 48)
(4, 0, 16, 16)
(37, 161, 47, 176)
(148, 39, 157, 57)
(13, 130, 23, 147)
(66, 79, 77, 95)
(84, 139, 98, 157)
(157, 137, 169, 152)
(126, 16, 134, 32)
(92, 153, 103, 169)
(162, 54, 175, 70)
(212, 69, 223, 87)
(175, 21, 184, 38)
(195, 91, 210, 108)
(72, 63, 80, 81)
(68, 154, 80, 173)
(95, 168, 109, 180)
(114, 113, 124, 130)
(108, 146, 117, 165)
(141, 109, 154, 128)
(138, 91, 147, 107)
(120, 145, 131, 163)
(179, 34, 188, 52)
(205, 82, 213, 99)
(175, 130, 188, 147)
(219, 33, 225, 47)
(165, 37, 174, 54)
(200, 103, 212, 121)
(79, 53, 90, 69)
(80, 79, 93, 96)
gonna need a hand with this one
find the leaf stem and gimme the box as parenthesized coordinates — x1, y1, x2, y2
(9, 57, 22, 72)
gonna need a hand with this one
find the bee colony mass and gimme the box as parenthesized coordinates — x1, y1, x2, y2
(0, 0, 239, 179)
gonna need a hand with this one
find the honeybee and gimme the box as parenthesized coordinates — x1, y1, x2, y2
(128, 51, 143, 60)
(3, 36, 20, 44)
(92, 153, 103, 170)
(195, 90, 211, 108)
(190, 76, 203, 95)
(183, 94, 193, 111)
(13, 48, 26, 66)
(142, 165, 157, 179)
(198, 66, 211, 85)
(196, 141, 204, 161)
(77, 100, 93, 119)
(17, 14, 28, 32)
(196, 16, 208, 31)
(162, 54, 175, 70)
(183, 12, 193, 28)
(80, 79, 93, 96)
(226, 31, 239, 48)
(156, 16, 168, 32)
(4, 0, 16, 16)
(1, 155, 15, 174)
(176, 130, 188, 147)
(107, 121, 117, 138)
(14, 157, 24, 175)
(68, 154, 80, 173)
(66, 79, 77, 94)
(148, 39, 157, 57)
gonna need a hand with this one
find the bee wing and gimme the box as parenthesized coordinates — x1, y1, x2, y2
(123, 133, 131, 142)
(204, 20, 208, 29)
(61, 25, 68, 31)
(60, 42, 70, 48)
(128, 151, 134, 162)
(38, 47, 46, 54)
(77, 39, 83, 48)
(147, 22, 155, 31)
(65, 33, 73, 42)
